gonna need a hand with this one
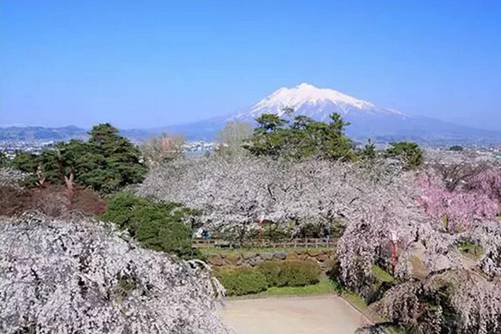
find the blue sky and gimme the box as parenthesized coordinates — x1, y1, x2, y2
(1, 1, 500, 130)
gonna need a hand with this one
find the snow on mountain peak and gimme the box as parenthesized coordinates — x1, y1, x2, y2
(230, 83, 407, 123)
(249, 83, 376, 117)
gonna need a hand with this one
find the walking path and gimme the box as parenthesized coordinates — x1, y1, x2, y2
(220, 295, 366, 334)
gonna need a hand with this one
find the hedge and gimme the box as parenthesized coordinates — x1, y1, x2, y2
(257, 260, 321, 287)
(101, 192, 194, 257)
(215, 267, 268, 296)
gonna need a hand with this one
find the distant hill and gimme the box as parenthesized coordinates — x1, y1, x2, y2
(0, 126, 87, 141)
(2, 83, 501, 145)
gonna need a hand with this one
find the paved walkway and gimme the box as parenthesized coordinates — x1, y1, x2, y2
(220, 295, 365, 334)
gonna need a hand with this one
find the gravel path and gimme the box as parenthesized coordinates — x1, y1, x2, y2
(220, 295, 365, 334)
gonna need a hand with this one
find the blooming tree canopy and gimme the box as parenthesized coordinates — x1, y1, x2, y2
(0, 213, 228, 334)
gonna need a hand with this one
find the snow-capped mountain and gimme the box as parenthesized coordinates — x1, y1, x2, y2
(234, 83, 405, 122)
(228, 83, 501, 145)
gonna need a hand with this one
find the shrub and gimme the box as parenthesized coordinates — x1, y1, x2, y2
(257, 260, 321, 287)
(366, 265, 396, 304)
(215, 267, 268, 296)
(101, 192, 194, 257)
(326, 259, 344, 293)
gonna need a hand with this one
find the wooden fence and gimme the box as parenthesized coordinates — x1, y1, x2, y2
(192, 238, 335, 249)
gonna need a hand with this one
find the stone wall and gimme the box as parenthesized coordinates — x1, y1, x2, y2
(206, 249, 335, 271)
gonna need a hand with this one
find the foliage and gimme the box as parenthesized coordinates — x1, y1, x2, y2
(11, 123, 147, 193)
(264, 276, 337, 296)
(256, 260, 321, 287)
(0, 152, 8, 167)
(11, 151, 39, 185)
(385, 141, 423, 169)
(215, 267, 268, 296)
(141, 133, 185, 167)
(101, 192, 194, 257)
(0, 213, 228, 334)
(449, 145, 464, 151)
(359, 140, 377, 161)
(244, 112, 355, 161)
(11, 151, 38, 172)
(371, 265, 395, 284)
(325, 259, 345, 293)
(456, 240, 483, 260)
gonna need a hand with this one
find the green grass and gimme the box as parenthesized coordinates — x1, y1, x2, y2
(384, 325, 408, 334)
(372, 265, 395, 283)
(457, 241, 484, 260)
(200, 246, 334, 256)
(340, 289, 391, 325)
(341, 290, 369, 312)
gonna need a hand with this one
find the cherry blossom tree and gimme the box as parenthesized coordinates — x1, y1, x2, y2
(376, 269, 501, 333)
(0, 213, 228, 334)
(468, 166, 501, 209)
(137, 155, 416, 241)
(418, 174, 498, 232)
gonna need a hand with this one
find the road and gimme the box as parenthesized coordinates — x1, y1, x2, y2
(220, 295, 365, 334)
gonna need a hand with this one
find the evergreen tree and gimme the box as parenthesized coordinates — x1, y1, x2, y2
(0, 152, 9, 167)
(101, 192, 194, 257)
(360, 139, 377, 161)
(10, 123, 147, 193)
(386, 141, 423, 169)
(244, 112, 354, 160)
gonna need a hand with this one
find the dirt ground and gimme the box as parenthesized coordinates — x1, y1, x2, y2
(220, 295, 366, 334)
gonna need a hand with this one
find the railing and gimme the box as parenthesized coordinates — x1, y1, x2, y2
(192, 238, 335, 249)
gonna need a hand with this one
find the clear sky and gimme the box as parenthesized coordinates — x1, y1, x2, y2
(1, 1, 500, 130)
